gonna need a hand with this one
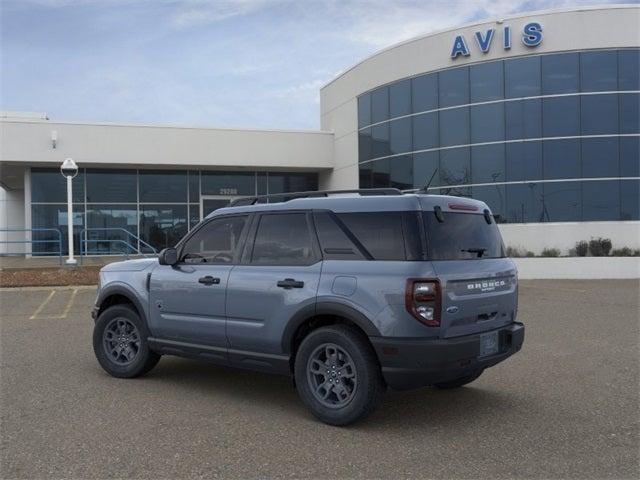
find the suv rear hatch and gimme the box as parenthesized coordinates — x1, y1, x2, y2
(422, 206, 517, 339)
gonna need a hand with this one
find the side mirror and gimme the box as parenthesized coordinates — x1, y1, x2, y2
(158, 247, 178, 266)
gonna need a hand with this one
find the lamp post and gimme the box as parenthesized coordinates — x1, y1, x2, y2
(60, 158, 78, 265)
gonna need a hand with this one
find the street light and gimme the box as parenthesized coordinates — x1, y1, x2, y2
(60, 158, 78, 265)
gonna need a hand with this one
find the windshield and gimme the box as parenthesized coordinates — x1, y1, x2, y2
(424, 212, 505, 260)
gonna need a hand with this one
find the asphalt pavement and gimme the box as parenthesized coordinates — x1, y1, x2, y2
(1, 280, 638, 479)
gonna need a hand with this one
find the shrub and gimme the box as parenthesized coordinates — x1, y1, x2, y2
(575, 241, 589, 257)
(540, 247, 561, 257)
(589, 237, 612, 257)
(611, 247, 639, 257)
(526, 250, 535, 257)
(506, 246, 528, 258)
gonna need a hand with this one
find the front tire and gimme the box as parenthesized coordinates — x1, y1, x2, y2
(93, 304, 160, 378)
(294, 325, 385, 426)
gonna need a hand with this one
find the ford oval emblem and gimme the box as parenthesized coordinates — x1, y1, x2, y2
(446, 306, 459, 314)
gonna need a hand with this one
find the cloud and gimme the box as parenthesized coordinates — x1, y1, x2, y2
(169, 0, 280, 29)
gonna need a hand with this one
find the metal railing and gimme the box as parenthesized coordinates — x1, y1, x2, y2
(0, 228, 63, 265)
(79, 228, 157, 264)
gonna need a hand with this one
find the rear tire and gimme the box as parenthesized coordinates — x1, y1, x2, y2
(434, 370, 483, 389)
(294, 325, 385, 426)
(93, 304, 160, 378)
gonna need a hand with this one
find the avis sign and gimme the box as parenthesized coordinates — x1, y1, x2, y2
(450, 22, 542, 59)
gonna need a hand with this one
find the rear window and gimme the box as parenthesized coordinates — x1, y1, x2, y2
(424, 212, 505, 260)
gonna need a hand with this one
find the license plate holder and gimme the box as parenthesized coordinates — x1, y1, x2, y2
(479, 331, 499, 357)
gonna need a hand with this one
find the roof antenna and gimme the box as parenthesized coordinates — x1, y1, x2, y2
(416, 168, 438, 194)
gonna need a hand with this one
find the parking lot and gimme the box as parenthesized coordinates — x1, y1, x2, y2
(1, 280, 638, 479)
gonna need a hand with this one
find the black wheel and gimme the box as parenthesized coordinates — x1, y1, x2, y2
(434, 370, 483, 389)
(93, 304, 160, 378)
(294, 325, 385, 426)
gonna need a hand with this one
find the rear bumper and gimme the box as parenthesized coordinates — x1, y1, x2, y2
(370, 323, 524, 390)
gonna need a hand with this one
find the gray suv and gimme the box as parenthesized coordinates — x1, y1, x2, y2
(92, 189, 524, 425)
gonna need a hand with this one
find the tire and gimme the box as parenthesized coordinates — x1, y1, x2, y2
(434, 370, 483, 389)
(93, 304, 160, 378)
(294, 325, 385, 426)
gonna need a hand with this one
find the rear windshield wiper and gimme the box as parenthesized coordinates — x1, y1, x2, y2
(461, 247, 487, 258)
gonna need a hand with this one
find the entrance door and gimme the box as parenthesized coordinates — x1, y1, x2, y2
(200, 196, 236, 220)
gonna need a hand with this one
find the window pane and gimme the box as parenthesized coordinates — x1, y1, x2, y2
(470, 61, 504, 102)
(201, 171, 254, 196)
(506, 183, 543, 223)
(139, 170, 187, 203)
(252, 213, 314, 265)
(337, 212, 406, 260)
(620, 92, 639, 134)
(581, 51, 618, 92)
(440, 147, 470, 186)
(619, 49, 640, 91)
(371, 158, 390, 188)
(506, 142, 543, 182)
(358, 93, 371, 128)
(621, 179, 640, 220)
(31, 168, 84, 203)
(257, 172, 268, 195)
(412, 112, 438, 150)
(86, 205, 137, 254)
(86, 170, 136, 203)
(543, 139, 580, 180)
(181, 215, 247, 264)
(389, 117, 412, 155)
(543, 182, 581, 222)
(189, 204, 200, 230)
(582, 137, 619, 178)
(542, 96, 579, 137)
(470, 103, 505, 143)
(471, 144, 505, 184)
(359, 164, 372, 188)
(390, 155, 413, 190)
(541, 53, 579, 94)
(412, 73, 438, 112)
(505, 99, 542, 140)
(620, 137, 640, 177)
(188, 171, 199, 202)
(581, 94, 619, 135)
(439, 107, 469, 147)
(139, 205, 187, 250)
(439, 67, 469, 107)
(371, 123, 390, 158)
(413, 151, 439, 189)
(389, 79, 411, 118)
(371, 86, 389, 123)
(313, 212, 364, 261)
(268, 173, 317, 194)
(31, 204, 84, 255)
(505, 56, 541, 98)
(359, 128, 372, 162)
(582, 180, 620, 221)
(473, 185, 506, 222)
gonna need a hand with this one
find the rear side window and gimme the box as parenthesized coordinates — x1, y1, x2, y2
(424, 212, 505, 260)
(251, 213, 316, 265)
(313, 212, 365, 260)
(336, 212, 409, 261)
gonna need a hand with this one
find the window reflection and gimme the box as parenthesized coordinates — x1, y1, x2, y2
(582, 180, 620, 221)
(542, 53, 579, 94)
(139, 205, 188, 250)
(542, 182, 581, 222)
(86, 205, 138, 254)
(440, 148, 470, 186)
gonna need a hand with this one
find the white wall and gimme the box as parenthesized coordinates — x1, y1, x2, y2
(0, 186, 25, 254)
(513, 257, 640, 279)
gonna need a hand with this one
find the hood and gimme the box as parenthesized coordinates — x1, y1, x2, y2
(100, 257, 158, 272)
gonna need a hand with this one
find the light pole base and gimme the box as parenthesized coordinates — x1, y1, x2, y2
(65, 258, 78, 266)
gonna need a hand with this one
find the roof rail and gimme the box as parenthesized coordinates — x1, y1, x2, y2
(229, 188, 403, 207)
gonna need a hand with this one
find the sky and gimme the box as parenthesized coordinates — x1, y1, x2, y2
(0, 0, 630, 130)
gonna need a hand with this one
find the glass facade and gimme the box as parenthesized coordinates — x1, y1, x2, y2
(31, 168, 317, 255)
(357, 48, 640, 223)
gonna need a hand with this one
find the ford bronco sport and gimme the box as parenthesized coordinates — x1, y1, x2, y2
(92, 188, 524, 425)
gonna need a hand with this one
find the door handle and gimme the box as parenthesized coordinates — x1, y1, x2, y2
(198, 276, 220, 285)
(277, 278, 304, 289)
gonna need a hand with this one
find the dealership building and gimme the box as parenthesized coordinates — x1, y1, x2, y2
(1, 5, 638, 257)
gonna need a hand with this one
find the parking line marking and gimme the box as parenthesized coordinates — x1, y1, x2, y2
(58, 288, 78, 319)
(29, 290, 56, 319)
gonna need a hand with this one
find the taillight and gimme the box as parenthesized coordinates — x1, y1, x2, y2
(405, 279, 441, 327)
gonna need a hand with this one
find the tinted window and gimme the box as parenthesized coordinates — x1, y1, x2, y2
(505, 56, 541, 98)
(541, 53, 579, 94)
(582, 180, 620, 221)
(620, 136, 640, 177)
(371, 87, 389, 123)
(371, 124, 390, 158)
(581, 94, 619, 135)
(181, 215, 247, 264)
(372, 158, 391, 188)
(581, 51, 618, 92)
(582, 137, 619, 178)
(470, 61, 504, 102)
(506, 142, 543, 182)
(412, 112, 438, 150)
(358, 128, 372, 162)
(32, 204, 84, 255)
(505, 99, 542, 140)
(139, 170, 187, 203)
(390, 155, 413, 190)
(140, 205, 188, 250)
(86, 205, 137, 254)
(472, 185, 506, 222)
(620, 93, 639, 134)
(358, 93, 371, 128)
(411, 74, 438, 112)
(505, 183, 543, 223)
(31, 168, 84, 203)
(188, 171, 199, 202)
(543, 96, 580, 137)
(201, 172, 254, 196)
(251, 213, 315, 265)
(470, 103, 505, 143)
(413, 151, 439, 189)
(86, 169, 136, 203)
(389, 79, 411, 118)
(424, 212, 504, 260)
(389, 117, 412, 155)
(439, 107, 469, 147)
(313, 212, 364, 260)
(618, 49, 640, 90)
(440, 148, 470, 186)
(621, 180, 640, 220)
(268, 173, 317, 194)
(337, 212, 406, 260)
(471, 144, 505, 184)
(543, 139, 580, 180)
(543, 182, 581, 222)
(439, 67, 469, 107)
